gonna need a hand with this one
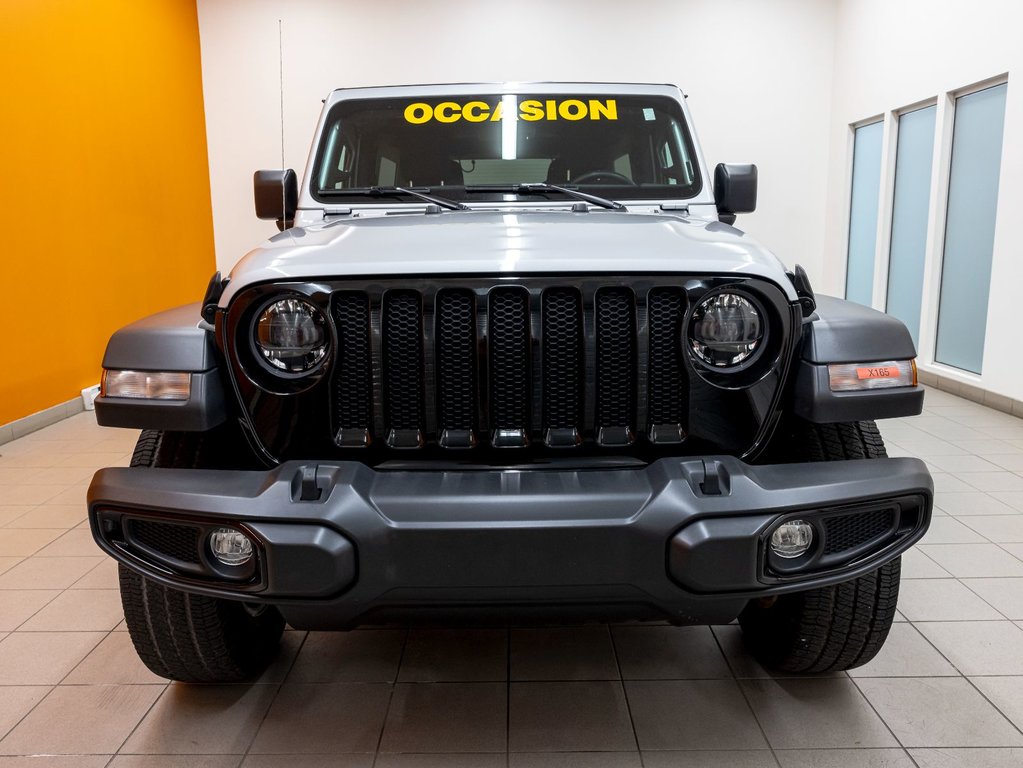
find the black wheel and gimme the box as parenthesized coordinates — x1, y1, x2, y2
(739, 419, 900, 673)
(119, 429, 285, 683)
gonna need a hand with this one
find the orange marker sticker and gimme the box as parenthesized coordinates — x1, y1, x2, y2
(856, 366, 896, 380)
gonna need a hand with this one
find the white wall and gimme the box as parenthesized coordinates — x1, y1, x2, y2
(823, 0, 1023, 400)
(196, 0, 837, 279)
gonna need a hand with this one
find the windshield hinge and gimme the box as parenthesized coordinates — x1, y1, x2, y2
(324, 207, 352, 217)
(659, 203, 689, 213)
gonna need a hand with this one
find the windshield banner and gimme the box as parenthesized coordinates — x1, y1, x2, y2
(403, 99, 619, 124)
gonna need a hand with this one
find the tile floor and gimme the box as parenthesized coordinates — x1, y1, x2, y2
(1, 386, 1023, 766)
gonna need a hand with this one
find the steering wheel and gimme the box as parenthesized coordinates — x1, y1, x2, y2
(570, 170, 637, 186)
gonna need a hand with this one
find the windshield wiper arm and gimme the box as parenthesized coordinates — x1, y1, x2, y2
(464, 183, 626, 211)
(319, 186, 469, 211)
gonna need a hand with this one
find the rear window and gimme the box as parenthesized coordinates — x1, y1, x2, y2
(311, 94, 701, 202)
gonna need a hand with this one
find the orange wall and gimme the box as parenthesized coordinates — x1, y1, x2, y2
(0, 0, 215, 425)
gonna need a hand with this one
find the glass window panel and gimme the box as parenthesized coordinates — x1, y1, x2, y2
(935, 83, 1007, 374)
(846, 121, 884, 306)
(886, 105, 936, 347)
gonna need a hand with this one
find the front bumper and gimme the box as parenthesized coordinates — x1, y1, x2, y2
(88, 456, 932, 628)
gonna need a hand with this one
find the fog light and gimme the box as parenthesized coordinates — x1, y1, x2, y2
(770, 520, 814, 559)
(209, 528, 253, 566)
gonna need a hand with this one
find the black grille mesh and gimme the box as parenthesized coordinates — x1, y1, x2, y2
(383, 291, 424, 430)
(595, 289, 636, 429)
(488, 288, 531, 430)
(647, 288, 687, 428)
(437, 290, 477, 431)
(130, 519, 201, 564)
(823, 508, 895, 555)
(333, 292, 372, 430)
(542, 288, 583, 430)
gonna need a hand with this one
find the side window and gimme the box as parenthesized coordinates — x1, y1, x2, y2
(613, 153, 632, 178)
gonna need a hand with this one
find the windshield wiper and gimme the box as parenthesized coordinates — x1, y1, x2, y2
(318, 186, 469, 211)
(464, 183, 626, 211)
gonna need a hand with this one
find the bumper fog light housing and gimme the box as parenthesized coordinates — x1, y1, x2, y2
(770, 520, 814, 559)
(209, 527, 253, 566)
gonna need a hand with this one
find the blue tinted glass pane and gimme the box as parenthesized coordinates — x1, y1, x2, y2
(935, 84, 1007, 373)
(886, 105, 936, 348)
(846, 122, 884, 305)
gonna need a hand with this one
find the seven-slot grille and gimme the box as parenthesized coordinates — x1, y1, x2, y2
(330, 282, 689, 450)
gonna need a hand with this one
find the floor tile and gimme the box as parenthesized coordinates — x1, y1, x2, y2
(0, 686, 50, 740)
(1000, 542, 1023, 562)
(0, 487, 68, 507)
(399, 628, 507, 682)
(991, 491, 1023, 512)
(910, 748, 1023, 767)
(641, 751, 776, 767)
(612, 625, 730, 680)
(121, 684, 278, 755)
(381, 682, 506, 753)
(4, 505, 85, 529)
(249, 683, 390, 754)
(0, 590, 59, 631)
(960, 472, 1023, 492)
(625, 679, 766, 750)
(511, 627, 617, 681)
(0, 631, 105, 684)
(0, 757, 110, 767)
(917, 544, 1023, 577)
(509, 681, 632, 752)
(511, 753, 643, 767)
(0, 529, 62, 557)
(34, 528, 102, 557)
(916, 621, 1023, 675)
(933, 492, 1018, 516)
(742, 678, 896, 749)
(241, 756, 372, 768)
(926, 454, 1004, 473)
(919, 517, 987, 544)
(110, 756, 244, 768)
(19, 589, 122, 631)
(962, 516, 1023, 542)
(775, 749, 915, 767)
(0, 556, 103, 590)
(970, 676, 1023, 732)
(287, 629, 405, 683)
(0, 683, 163, 754)
(63, 631, 167, 684)
(897, 578, 1002, 621)
(962, 578, 1023, 619)
(376, 755, 504, 768)
(856, 677, 1023, 747)
(898, 548, 950, 578)
(69, 559, 119, 589)
(848, 623, 958, 677)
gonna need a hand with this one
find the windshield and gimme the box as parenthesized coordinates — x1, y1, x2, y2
(311, 93, 701, 203)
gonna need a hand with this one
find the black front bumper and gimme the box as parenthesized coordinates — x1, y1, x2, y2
(88, 456, 932, 628)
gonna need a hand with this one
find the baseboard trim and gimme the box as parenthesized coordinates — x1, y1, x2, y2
(0, 397, 86, 447)
(917, 369, 1023, 419)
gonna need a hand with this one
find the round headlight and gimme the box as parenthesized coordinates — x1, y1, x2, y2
(689, 293, 763, 367)
(255, 298, 328, 373)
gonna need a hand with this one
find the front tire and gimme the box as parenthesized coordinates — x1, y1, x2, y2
(119, 429, 285, 683)
(739, 418, 900, 673)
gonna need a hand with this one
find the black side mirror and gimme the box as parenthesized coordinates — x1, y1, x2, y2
(254, 169, 298, 230)
(713, 163, 757, 225)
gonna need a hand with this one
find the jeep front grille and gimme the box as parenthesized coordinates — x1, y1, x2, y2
(329, 280, 690, 451)
(226, 275, 796, 462)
